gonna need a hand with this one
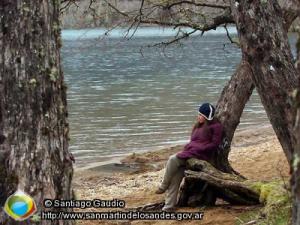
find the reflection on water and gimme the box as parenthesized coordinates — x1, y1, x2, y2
(61, 28, 297, 167)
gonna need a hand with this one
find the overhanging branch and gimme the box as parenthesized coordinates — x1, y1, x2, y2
(165, 0, 229, 10)
(104, 0, 234, 33)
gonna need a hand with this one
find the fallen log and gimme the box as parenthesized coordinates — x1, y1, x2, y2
(178, 158, 260, 206)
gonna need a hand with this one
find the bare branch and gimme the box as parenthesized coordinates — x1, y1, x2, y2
(147, 29, 197, 48)
(139, 29, 196, 58)
(127, 0, 145, 39)
(139, 0, 145, 16)
(224, 24, 239, 47)
(60, 0, 79, 13)
(199, 8, 234, 34)
(88, 0, 97, 9)
(165, 0, 230, 10)
(103, 0, 129, 18)
(104, 0, 233, 33)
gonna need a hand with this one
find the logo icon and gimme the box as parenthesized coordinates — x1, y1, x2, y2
(4, 190, 37, 221)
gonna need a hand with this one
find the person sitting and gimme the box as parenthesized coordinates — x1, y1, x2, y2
(155, 102, 223, 211)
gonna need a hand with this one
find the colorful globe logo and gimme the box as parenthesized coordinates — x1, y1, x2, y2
(4, 190, 37, 221)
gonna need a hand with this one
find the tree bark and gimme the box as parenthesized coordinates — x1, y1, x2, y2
(0, 1, 74, 224)
(231, 0, 298, 164)
(214, 60, 254, 173)
(213, 0, 299, 174)
(293, 87, 300, 225)
(295, 31, 300, 74)
(230, 0, 299, 223)
(281, 0, 300, 31)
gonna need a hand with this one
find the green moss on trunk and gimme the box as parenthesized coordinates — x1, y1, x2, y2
(237, 180, 291, 225)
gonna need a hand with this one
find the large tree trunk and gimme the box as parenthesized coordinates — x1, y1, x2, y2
(231, 0, 298, 164)
(0, 1, 74, 224)
(214, 0, 299, 173)
(230, 0, 299, 223)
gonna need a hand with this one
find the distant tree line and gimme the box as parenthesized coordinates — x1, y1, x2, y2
(60, 0, 300, 30)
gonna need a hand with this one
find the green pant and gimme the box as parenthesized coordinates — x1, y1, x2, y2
(160, 154, 186, 210)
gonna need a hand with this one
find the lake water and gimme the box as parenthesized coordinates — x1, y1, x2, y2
(61, 27, 297, 168)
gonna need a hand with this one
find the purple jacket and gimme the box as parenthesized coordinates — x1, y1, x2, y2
(176, 121, 223, 161)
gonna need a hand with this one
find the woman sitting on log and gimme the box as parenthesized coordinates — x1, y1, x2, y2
(155, 102, 223, 211)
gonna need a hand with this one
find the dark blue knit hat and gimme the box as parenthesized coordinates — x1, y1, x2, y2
(198, 103, 215, 121)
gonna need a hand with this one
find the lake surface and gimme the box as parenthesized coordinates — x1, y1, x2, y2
(61, 27, 297, 168)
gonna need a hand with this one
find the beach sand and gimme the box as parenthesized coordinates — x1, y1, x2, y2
(73, 125, 290, 225)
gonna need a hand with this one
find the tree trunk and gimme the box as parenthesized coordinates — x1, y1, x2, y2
(293, 87, 300, 225)
(213, 1, 298, 174)
(295, 32, 300, 74)
(214, 60, 254, 173)
(230, 0, 299, 223)
(281, 0, 300, 32)
(0, 1, 74, 224)
(275, 12, 300, 223)
(231, 0, 298, 165)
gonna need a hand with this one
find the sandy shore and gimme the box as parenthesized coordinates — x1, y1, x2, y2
(73, 124, 290, 225)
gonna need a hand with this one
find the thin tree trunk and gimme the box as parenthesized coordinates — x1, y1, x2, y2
(214, 60, 254, 173)
(0, 1, 74, 224)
